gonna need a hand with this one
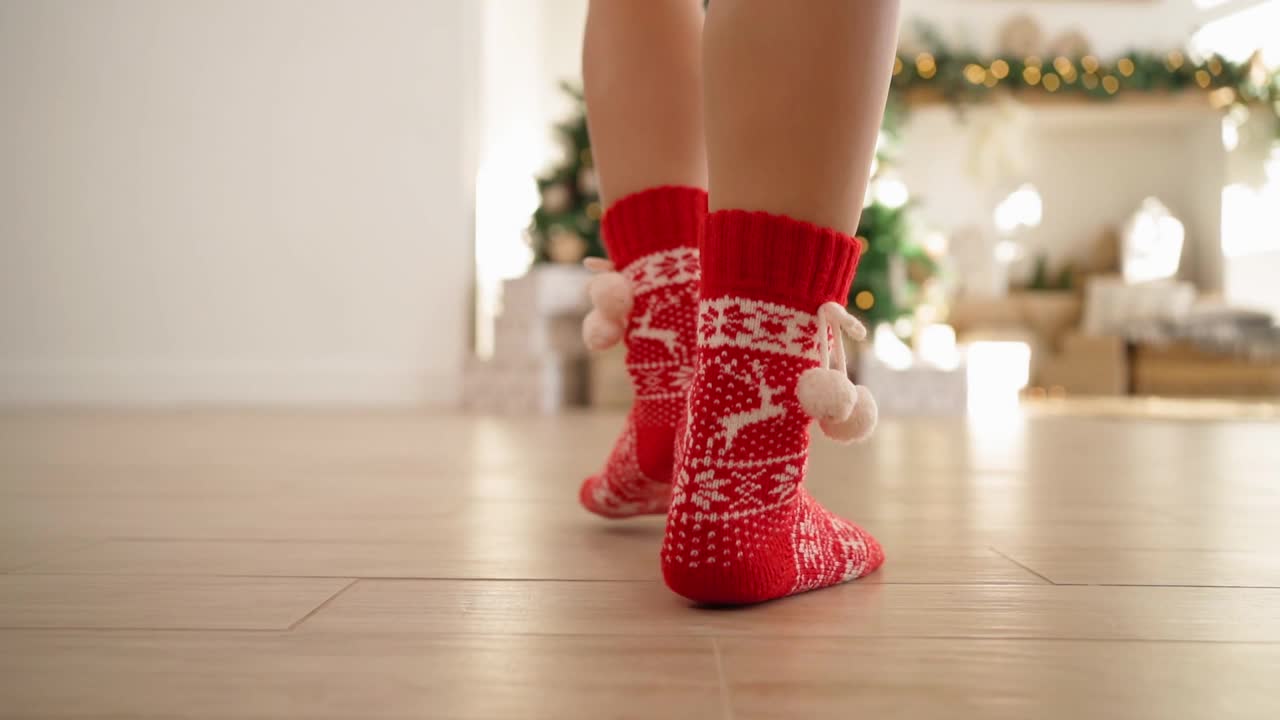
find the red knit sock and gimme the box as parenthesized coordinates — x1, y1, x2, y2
(661, 210, 884, 604)
(579, 186, 706, 518)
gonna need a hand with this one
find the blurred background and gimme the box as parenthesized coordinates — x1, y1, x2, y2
(2, 0, 1278, 417)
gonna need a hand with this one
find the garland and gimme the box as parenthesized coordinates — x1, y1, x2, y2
(891, 45, 1279, 132)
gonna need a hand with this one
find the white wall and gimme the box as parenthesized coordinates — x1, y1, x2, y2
(0, 0, 478, 406)
(897, 103, 1226, 291)
(899, 0, 1203, 57)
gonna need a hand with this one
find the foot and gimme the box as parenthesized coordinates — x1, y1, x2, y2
(579, 187, 706, 518)
(661, 210, 884, 604)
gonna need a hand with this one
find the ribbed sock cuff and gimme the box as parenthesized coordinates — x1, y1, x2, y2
(701, 209, 863, 311)
(601, 185, 708, 269)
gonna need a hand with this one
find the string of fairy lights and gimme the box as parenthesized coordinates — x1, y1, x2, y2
(890, 46, 1279, 123)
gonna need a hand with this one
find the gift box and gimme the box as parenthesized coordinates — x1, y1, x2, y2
(463, 354, 587, 414)
(859, 353, 968, 416)
(1132, 342, 1280, 397)
(588, 344, 632, 409)
(1037, 333, 1129, 396)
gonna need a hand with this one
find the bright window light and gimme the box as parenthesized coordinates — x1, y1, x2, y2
(993, 183, 1042, 235)
(966, 341, 1030, 415)
(1191, 0, 1280, 65)
(1121, 197, 1185, 283)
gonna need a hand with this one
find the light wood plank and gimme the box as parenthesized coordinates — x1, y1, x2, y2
(719, 636, 1280, 720)
(996, 547, 1280, 587)
(300, 579, 1280, 642)
(0, 541, 98, 573)
(868, 546, 1046, 584)
(17, 536, 661, 581)
(0, 630, 723, 720)
(17, 539, 1042, 584)
(0, 575, 350, 630)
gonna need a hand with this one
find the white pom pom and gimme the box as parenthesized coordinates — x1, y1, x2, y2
(819, 385, 878, 444)
(796, 367, 857, 422)
(587, 272, 634, 320)
(582, 309, 624, 351)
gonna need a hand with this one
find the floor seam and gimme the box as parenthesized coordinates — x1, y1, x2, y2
(711, 637, 735, 720)
(285, 578, 359, 631)
(988, 546, 1058, 585)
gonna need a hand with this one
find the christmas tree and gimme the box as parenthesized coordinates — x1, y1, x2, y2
(528, 85, 937, 327)
(529, 84, 604, 265)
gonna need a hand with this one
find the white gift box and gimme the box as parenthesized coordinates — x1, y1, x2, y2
(463, 355, 586, 414)
(859, 352, 968, 416)
(500, 264, 591, 319)
(492, 312, 585, 360)
(1081, 276, 1196, 337)
(466, 265, 594, 414)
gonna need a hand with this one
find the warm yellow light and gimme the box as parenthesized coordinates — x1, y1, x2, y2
(1023, 66, 1042, 85)
(1025, 55, 1042, 68)
(1082, 73, 1099, 90)
(1195, 69, 1212, 88)
(1209, 87, 1236, 109)
(855, 291, 875, 311)
(1053, 57, 1073, 75)
(586, 202, 603, 220)
(1166, 50, 1184, 71)
(893, 56, 904, 76)
(964, 64, 987, 84)
(919, 64, 936, 80)
(1208, 57, 1223, 76)
(1042, 73, 1061, 92)
(916, 53, 936, 73)
(1117, 58, 1135, 77)
(1102, 75, 1120, 94)
(990, 59, 1010, 79)
(1081, 55, 1100, 73)
(983, 74, 999, 88)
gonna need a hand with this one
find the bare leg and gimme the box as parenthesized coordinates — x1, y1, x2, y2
(582, 0, 707, 204)
(703, 0, 900, 234)
(577, 1, 708, 519)
(660, 1, 901, 604)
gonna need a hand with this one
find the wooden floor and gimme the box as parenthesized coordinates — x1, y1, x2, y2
(1, 408, 1278, 718)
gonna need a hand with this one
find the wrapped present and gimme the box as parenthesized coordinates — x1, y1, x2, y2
(1081, 275, 1195, 337)
(465, 265, 593, 414)
(859, 352, 968, 416)
(1132, 342, 1280, 397)
(499, 264, 591, 319)
(1037, 333, 1129, 396)
(492, 312, 584, 360)
(588, 344, 632, 409)
(463, 354, 587, 414)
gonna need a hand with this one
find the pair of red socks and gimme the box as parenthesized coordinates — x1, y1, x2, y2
(579, 185, 883, 605)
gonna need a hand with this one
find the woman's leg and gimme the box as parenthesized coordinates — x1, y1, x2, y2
(703, 0, 898, 232)
(582, 0, 707, 203)
(662, 0, 901, 603)
(578, 0, 709, 518)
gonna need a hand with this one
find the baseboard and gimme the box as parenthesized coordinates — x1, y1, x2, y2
(0, 363, 461, 408)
